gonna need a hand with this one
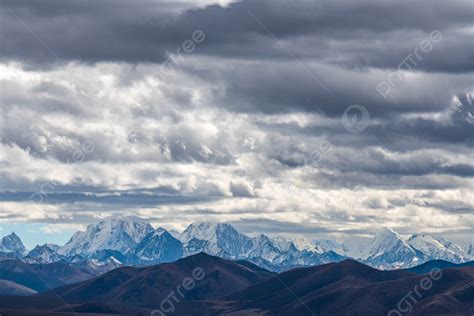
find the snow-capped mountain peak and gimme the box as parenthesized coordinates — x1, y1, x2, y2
(4, 220, 472, 271)
(269, 236, 342, 254)
(155, 227, 167, 236)
(341, 236, 371, 257)
(179, 221, 223, 243)
(269, 235, 296, 252)
(24, 244, 63, 264)
(246, 234, 283, 262)
(0, 232, 26, 255)
(313, 239, 343, 254)
(179, 222, 253, 259)
(407, 233, 468, 263)
(134, 228, 184, 263)
(359, 227, 425, 269)
(279, 236, 315, 252)
(58, 219, 155, 257)
(168, 229, 181, 239)
(363, 228, 407, 257)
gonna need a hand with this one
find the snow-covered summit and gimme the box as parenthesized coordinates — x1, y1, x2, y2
(134, 228, 183, 263)
(24, 244, 63, 264)
(270, 236, 343, 254)
(408, 233, 468, 263)
(247, 234, 283, 262)
(0, 232, 26, 255)
(359, 228, 426, 269)
(179, 222, 253, 258)
(58, 219, 154, 257)
(3, 220, 472, 271)
(179, 221, 222, 243)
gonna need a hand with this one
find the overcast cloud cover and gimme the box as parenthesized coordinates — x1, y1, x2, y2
(0, 0, 473, 246)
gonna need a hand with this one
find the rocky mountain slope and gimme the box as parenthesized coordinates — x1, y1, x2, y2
(2, 220, 472, 271)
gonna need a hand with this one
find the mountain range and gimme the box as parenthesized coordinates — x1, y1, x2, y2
(220, 257, 474, 315)
(0, 253, 472, 315)
(1, 219, 472, 273)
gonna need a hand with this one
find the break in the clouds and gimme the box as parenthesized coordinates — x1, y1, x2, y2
(0, 0, 473, 245)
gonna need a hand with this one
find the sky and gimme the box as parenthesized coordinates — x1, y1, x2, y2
(0, 0, 473, 249)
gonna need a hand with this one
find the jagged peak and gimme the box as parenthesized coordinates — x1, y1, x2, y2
(29, 243, 60, 252)
(189, 221, 238, 228)
(168, 229, 181, 238)
(91, 218, 151, 228)
(155, 227, 167, 235)
(0, 231, 26, 248)
(25, 220, 472, 270)
(370, 227, 411, 248)
(2, 231, 21, 240)
(180, 221, 240, 243)
(147, 227, 174, 238)
(255, 234, 271, 241)
(59, 218, 154, 257)
(31, 244, 52, 251)
(189, 220, 218, 227)
(375, 227, 398, 236)
(187, 221, 235, 230)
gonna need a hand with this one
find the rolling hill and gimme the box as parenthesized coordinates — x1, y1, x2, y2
(0, 257, 472, 315)
(45, 252, 273, 308)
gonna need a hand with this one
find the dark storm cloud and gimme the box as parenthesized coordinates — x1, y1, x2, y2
(0, 190, 218, 206)
(250, 91, 474, 150)
(201, 62, 473, 117)
(231, 218, 371, 235)
(1, 0, 472, 72)
(1, 0, 472, 120)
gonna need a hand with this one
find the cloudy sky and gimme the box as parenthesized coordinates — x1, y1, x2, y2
(0, 0, 473, 248)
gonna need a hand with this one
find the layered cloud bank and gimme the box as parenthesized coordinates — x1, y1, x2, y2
(0, 0, 473, 243)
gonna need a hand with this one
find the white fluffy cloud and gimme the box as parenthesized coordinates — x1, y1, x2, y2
(1, 61, 472, 242)
(0, 0, 473, 243)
